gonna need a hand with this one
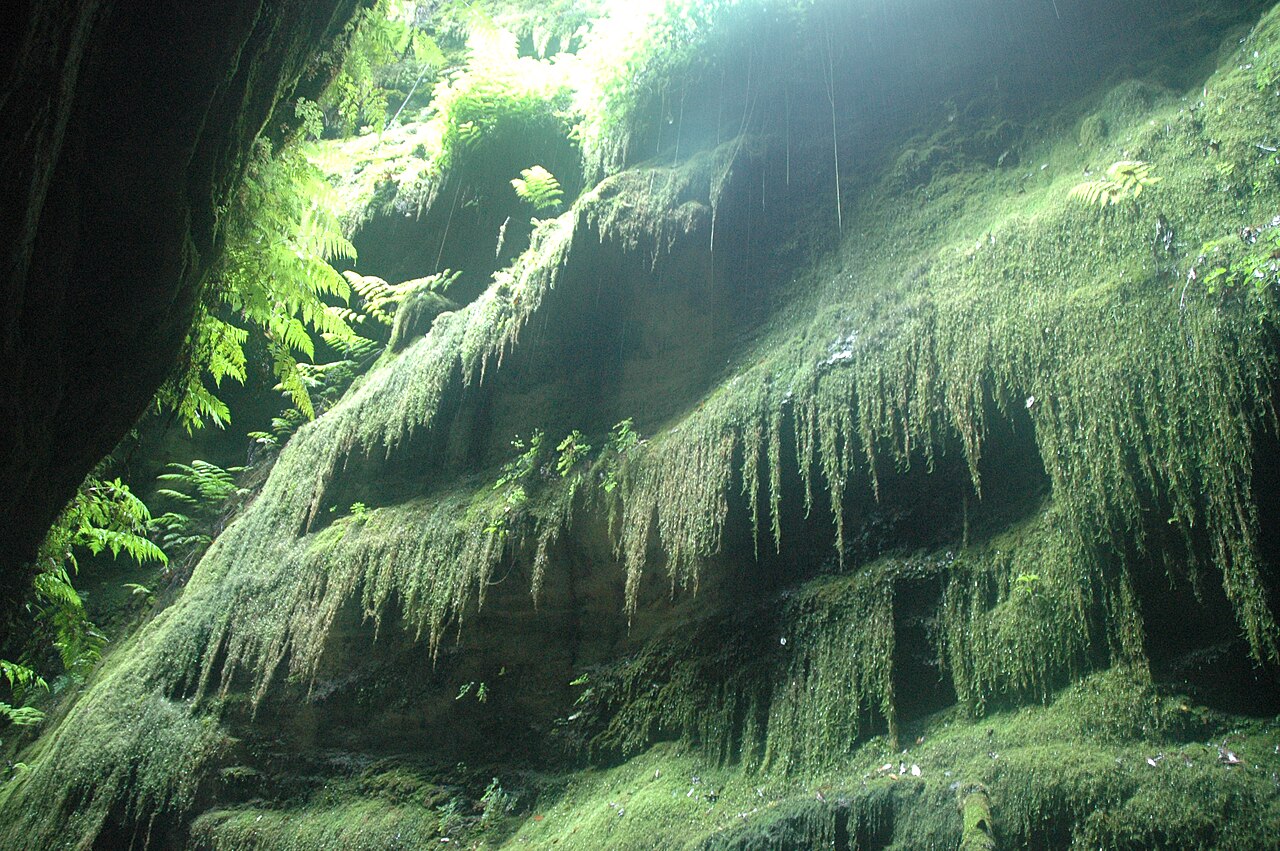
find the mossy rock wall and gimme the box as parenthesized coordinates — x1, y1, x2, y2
(5, 0, 1280, 848)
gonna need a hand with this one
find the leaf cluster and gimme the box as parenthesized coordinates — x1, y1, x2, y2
(602, 418, 641, 494)
(1069, 159, 1161, 207)
(555, 429, 591, 476)
(151, 460, 247, 565)
(345, 269, 459, 327)
(1192, 217, 1280, 319)
(511, 165, 564, 211)
(163, 143, 369, 431)
(6, 475, 168, 720)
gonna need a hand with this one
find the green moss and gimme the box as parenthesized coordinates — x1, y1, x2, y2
(937, 505, 1143, 716)
(958, 785, 996, 851)
(1078, 113, 1109, 150)
(505, 669, 1280, 850)
(7, 3, 1280, 847)
(0, 131, 749, 848)
(585, 511, 1135, 778)
(0, 634, 227, 849)
(191, 798, 442, 850)
(608, 9, 1280, 663)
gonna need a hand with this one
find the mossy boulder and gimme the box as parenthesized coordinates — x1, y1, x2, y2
(389, 284, 459, 352)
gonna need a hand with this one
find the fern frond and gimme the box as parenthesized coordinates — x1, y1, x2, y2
(0, 660, 48, 693)
(82, 528, 167, 564)
(175, 375, 233, 432)
(33, 569, 82, 608)
(272, 315, 316, 360)
(511, 165, 563, 211)
(1069, 160, 1160, 208)
(156, 489, 199, 507)
(165, 143, 364, 432)
(1107, 159, 1161, 195)
(0, 702, 45, 727)
(323, 331, 382, 359)
(1068, 178, 1118, 206)
(271, 344, 315, 419)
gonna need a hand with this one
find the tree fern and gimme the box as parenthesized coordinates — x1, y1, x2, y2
(511, 165, 563, 211)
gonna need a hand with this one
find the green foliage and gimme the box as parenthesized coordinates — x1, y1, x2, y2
(494, 431, 544, 491)
(0, 661, 48, 727)
(1192, 217, 1280, 320)
(322, 1, 448, 135)
(0, 704, 44, 728)
(325, 6, 398, 134)
(35, 476, 166, 619)
(602, 418, 641, 494)
(3, 474, 168, 716)
(12, 6, 1280, 847)
(554, 429, 591, 476)
(1068, 159, 1161, 206)
(436, 798, 465, 836)
(345, 269, 459, 326)
(1013, 572, 1041, 595)
(455, 680, 488, 703)
(479, 777, 511, 827)
(249, 408, 313, 452)
(39, 477, 166, 570)
(569, 671, 593, 706)
(163, 142, 362, 431)
(151, 460, 246, 567)
(487, 432, 543, 538)
(157, 460, 244, 509)
(294, 97, 326, 141)
(511, 165, 564, 211)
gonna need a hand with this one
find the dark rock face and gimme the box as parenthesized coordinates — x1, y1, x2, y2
(0, 0, 365, 624)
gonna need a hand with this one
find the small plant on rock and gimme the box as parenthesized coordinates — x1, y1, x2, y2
(1069, 160, 1161, 207)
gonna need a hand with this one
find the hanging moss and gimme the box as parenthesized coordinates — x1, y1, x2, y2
(507, 669, 1280, 850)
(6, 2, 1280, 847)
(0, 134, 753, 848)
(0, 633, 228, 849)
(606, 9, 1280, 662)
(937, 505, 1144, 716)
(762, 566, 898, 772)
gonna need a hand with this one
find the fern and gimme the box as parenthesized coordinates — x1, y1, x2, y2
(162, 142, 364, 432)
(511, 165, 564, 211)
(1069, 159, 1161, 207)
(157, 460, 244, 508)
(16, 474, 166, 692)
(0, 703, 45, 727)
(151, 459, 247, 572)
(0, 661, 47, 698)
(345, 269, 459, 326)
(151, 512, 214, 555)
(58, 478, 167, 570)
